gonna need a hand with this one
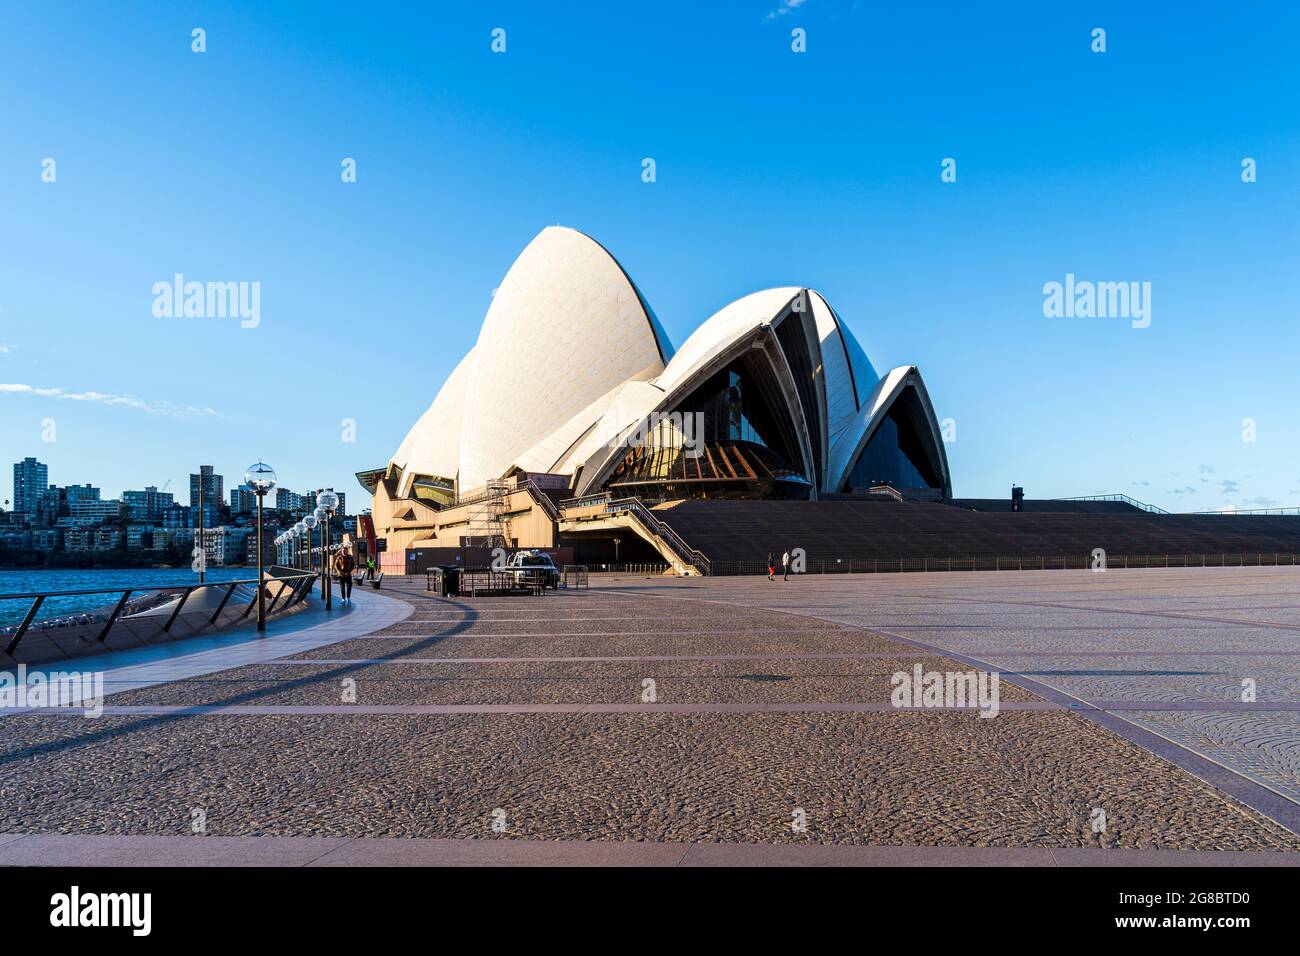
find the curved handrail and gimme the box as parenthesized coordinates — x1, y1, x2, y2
(0, 569, 318, 658)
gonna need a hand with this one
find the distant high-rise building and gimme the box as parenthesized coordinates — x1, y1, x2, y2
(275, 487, 307, 514)
(12, 457, 48, 516)
(36, 487, 62, 526)
(63, 484, 100, 505)
(195, 525, 248, 566)
(68, 499, 125, 527)
(230, 485, 257, 515)
(163, 503, 193, 529)
(123, 485, 174, 521)
(189, 465, 223, 509)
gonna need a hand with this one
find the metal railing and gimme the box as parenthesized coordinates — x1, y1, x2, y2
(1191, 507, 1300, 516)
(455, 479, 560, 520)
(867, 484, 905, 502)
(561, 565, 589, 589)
(558, 492, 612, 511)
(558, 495, 710, 575)
(0, 568, 318, 660)
(1056, 494, 1171, 515)
(704, 553, 1300, 576)
(582, 563, 672, 575)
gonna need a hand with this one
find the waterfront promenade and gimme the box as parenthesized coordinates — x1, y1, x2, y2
(0, 568, 1296, 865)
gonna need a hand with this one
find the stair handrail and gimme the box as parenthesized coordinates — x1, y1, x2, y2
(602, 497, 711, 575)
(556, 493, 711, 574)
(1056, 494, 1170, 515)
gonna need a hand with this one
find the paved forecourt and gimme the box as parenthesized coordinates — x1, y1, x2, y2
(647, 567, 1300, 812)
(0, 568, 1296, 864)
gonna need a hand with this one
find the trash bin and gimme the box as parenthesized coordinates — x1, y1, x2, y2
(440, 565, 461, 597)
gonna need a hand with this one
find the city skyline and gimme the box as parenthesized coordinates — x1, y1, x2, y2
(4, 455, 342, 515)
(3, 3, 1299, 512)
(2, 453, 350, 563)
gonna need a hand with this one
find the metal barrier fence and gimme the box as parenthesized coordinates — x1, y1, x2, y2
(425, 567, 547, 597)
(583, 563, 672, 575)
(562, 565, 589, 589)
(705, 553, 1300, 576)
(0, 567, 318, 662)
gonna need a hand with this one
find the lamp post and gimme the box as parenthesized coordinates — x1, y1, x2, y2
(293, 520, 307, 570)
(244, 461, 277, 633)
(317, 491, 340, 610)
(313, 504, 329, 606)
(303, 514, 318, 585)
(197, 466, 205, 585)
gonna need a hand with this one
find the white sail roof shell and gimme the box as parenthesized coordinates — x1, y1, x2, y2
(390, 347, 475, 497)
(384, 226, 949, 501)
(455, 226, 670, 491)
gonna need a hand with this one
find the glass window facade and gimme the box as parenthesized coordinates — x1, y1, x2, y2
(673, 361, 799, 467)
(843, 400, 941, 492)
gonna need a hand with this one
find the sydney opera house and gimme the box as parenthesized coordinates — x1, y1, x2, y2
(360, 226, 1300, 575)
(358, 226, 953, 572)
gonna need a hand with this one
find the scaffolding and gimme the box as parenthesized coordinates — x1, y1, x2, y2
(463, 480, 510, 548)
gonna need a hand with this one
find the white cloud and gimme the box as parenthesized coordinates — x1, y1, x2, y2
(0, 344, 11, 353)
(0, 383, 217, 417)
(766, 0, 808, 19)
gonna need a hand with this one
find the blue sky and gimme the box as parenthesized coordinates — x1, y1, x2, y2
(2, 1, 1298, 512)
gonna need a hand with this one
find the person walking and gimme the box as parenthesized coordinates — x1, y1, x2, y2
(767, 552, 775, 582)
(364, 556, 376, 582)
(334, 547, 357, 603)
(782, 549, 791, 581)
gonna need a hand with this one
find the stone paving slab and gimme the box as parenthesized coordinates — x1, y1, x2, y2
(613, 569, 1300, 829)
(0, 833, 354, 866)
(291, 631, 921, 661)
(32, 701, 1064, 715)
(0, 711, 1295, 849)
(95, 657, 1038, 707)
(0, 833, 1294, 867)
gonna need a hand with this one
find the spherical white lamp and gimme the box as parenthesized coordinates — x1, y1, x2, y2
(244, 460, 277, 495)
(243, 461, 276, 632)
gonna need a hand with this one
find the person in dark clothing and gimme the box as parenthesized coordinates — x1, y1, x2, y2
(334, 548, 356, 603)
(767, 552, 775, 582)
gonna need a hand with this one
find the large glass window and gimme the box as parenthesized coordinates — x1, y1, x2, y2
(843, 400, 941, 492)
(673, 360, 797, 464)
